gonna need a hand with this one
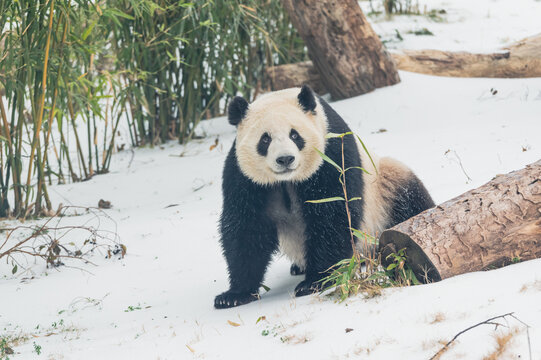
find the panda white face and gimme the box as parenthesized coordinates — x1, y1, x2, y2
(230, 87, 328, 185)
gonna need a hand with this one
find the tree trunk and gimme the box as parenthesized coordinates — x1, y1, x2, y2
(379, 160, 541, 283)
(393, 34, 541, 78)
(281, 0, 400, 100)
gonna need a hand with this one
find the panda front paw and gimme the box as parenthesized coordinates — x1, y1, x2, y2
(214, 290, 260, 309)
(294, 279, 322, 297)
(290, 263, 305, 276)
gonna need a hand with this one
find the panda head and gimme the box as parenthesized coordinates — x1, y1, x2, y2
(228, 85, 328, 185)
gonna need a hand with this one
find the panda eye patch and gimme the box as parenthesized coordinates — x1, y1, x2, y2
(290, 129, 305, 151)
(290, 130, 299, 140)
(257, 132, 272, 156)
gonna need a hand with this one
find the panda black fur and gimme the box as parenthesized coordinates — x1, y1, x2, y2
(215, 85, 434, 309)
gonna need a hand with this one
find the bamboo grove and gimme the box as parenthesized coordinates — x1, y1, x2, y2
(0, 0, 306, 218)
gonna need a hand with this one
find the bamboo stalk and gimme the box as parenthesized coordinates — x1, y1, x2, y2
(67, 92, 89, 179)
(24, 0, 56, 212)
(36, 11, 67, 214)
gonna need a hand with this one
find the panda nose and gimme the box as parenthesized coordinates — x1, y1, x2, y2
(276, 155, 295, 167)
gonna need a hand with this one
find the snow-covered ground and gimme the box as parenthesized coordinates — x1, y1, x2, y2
(360, 0, 541, 52)
(2, 1, 541, 359)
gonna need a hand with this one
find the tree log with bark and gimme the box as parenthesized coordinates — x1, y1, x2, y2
(280, 0, 400, 100)
(393, 34, 541, 78)
(379, 159, 541, 283)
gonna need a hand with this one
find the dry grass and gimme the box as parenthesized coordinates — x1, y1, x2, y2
(519, 279, 541, 293)
(1, 206, 122, 273)
(280, 333, 311, 345)
(353, 339, 382, 356)
(430, 340, 455, 360)
(483, 329, 519, 360)
(1, 322, 83, 357)
(422, 339, 448, 351)
(429, 312, 446, 324)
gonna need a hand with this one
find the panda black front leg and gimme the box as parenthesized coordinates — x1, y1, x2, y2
(215, 208, 278, 309)
(215, 220, 278, 309)
(215, 147, 279, 309)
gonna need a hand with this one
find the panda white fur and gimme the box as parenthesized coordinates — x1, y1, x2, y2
(215, 85, 434, 309)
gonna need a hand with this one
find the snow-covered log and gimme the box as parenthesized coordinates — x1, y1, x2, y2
(379, 159, 541, 283)
(280, 0, 400, 99)
(393, 34, 541, 78)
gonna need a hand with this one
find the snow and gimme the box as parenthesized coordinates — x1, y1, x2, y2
(2, 2, 541, 359)
(360, 0, 541, 52)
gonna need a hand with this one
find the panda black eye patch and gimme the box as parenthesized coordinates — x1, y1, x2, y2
(257, 133, 272, 156)
(290, 129, 305, 150)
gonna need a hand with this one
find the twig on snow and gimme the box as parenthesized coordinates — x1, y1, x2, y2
(429, 312, 532, 360)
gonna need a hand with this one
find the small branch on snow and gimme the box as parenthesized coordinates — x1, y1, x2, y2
(444, 149, 472, 183)
(429, 312, 532, 360)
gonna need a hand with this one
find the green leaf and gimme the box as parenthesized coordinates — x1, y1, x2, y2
(82, 19, 98, 41)
(347, 257, 355, 273)
(325, 131, 352, 139)
(306, 197, 345, 204)
(199, 20, 217, 27)
(350, 228, 377, 244)
(106, 8, 135, 20)
(348, 197, 363, 202)
(315, 148, 341, 172)
(355, 134, 378, 175)
(406, 269, 421, 285)
(12, 264, 18, 274)
(261, 284, 271, 292)
(344, 166, 371, 175)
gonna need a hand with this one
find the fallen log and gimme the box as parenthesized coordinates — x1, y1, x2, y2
(281, 0, 400, 100)
(265, 34, 541, 91)
(379, 159, 541, 283)
(393, 34, 541, 78)
(265, 61, 326, 95)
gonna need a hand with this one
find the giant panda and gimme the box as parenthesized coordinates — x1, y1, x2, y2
(214, 85, 434, 309)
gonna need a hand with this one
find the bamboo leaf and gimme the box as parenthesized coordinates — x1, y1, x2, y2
(306, 197, 345, 204)
(326, 131, 352, 139)
(345, 166, 371, 175)
(350, 228, 377, 244)
(348, 197, 363, 202)
(315, 148, 341, 172)
(355, 134, 378, 175)
(82, 19, 98, 41)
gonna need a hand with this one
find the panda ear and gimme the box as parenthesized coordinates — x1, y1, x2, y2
(298, 85, 317, 114)
(228, 96, 249, 126)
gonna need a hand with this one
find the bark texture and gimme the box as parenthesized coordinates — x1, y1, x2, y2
(379, 160, 541, 283)
(281, 0, 400, 100)
(265, 61, 326, 94)
(393, 34, 541, 78)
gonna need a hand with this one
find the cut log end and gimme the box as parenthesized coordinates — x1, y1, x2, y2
(379, 230, 442, 284)
(379, 159, 541, 284)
